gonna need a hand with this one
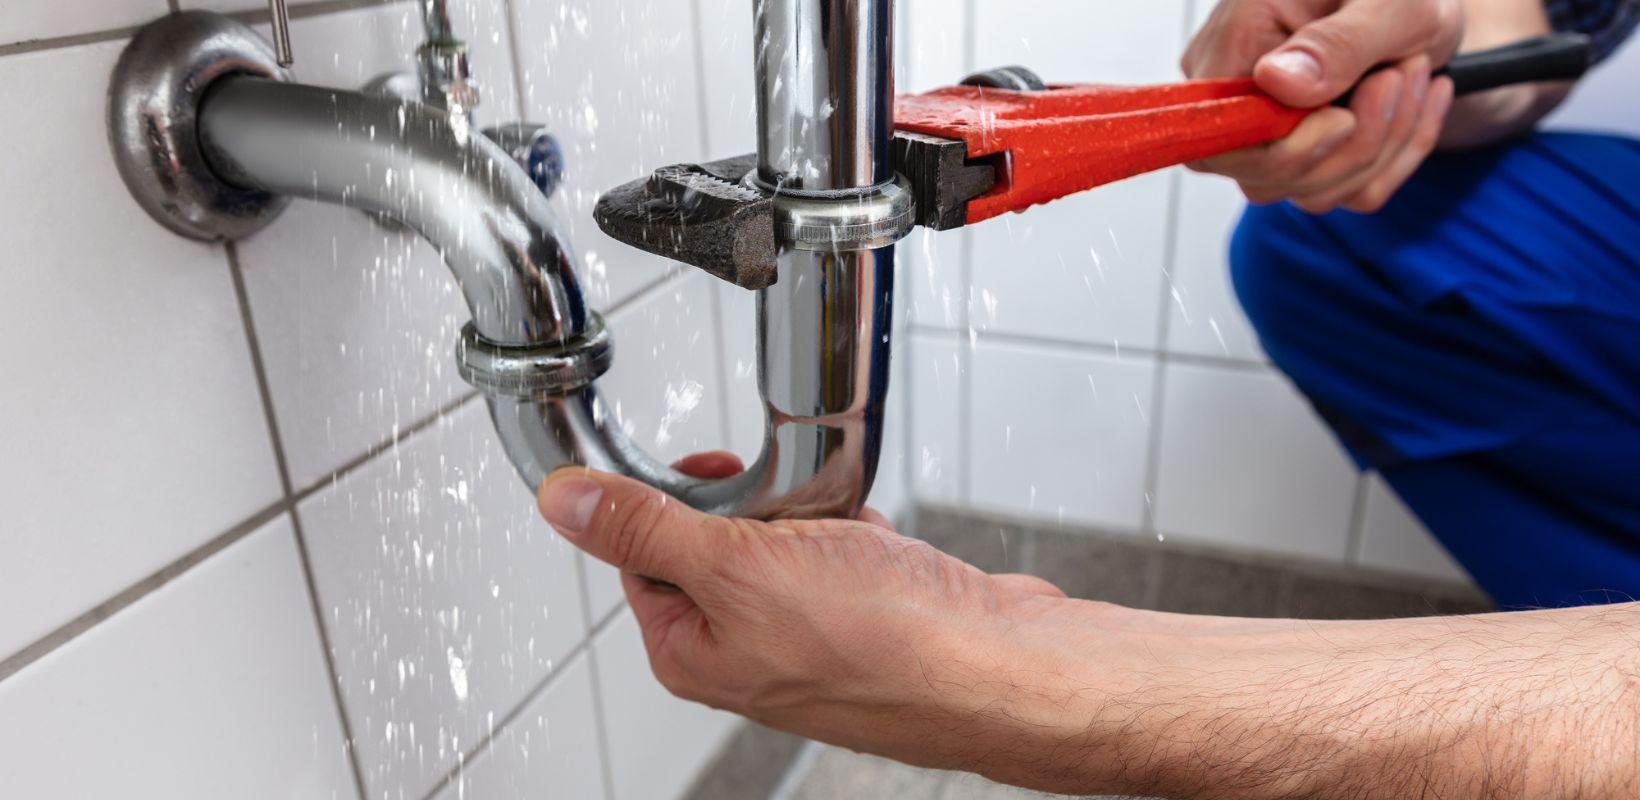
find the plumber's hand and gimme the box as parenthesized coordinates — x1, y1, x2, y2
(535, 454, 1081, 774)
(1182, 0, 1462, 213)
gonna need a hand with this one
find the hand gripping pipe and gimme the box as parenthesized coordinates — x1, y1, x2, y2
(109, 4, 898, 521)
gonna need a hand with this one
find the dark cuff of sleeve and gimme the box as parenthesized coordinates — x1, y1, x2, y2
(1545, 0, 1640, 64)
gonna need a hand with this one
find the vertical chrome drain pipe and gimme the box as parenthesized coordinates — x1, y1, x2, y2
(745, 0, 899, 518)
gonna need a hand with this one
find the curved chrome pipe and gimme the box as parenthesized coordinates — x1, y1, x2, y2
(201, 78, 582, 347)
(187, 0, 896, 521)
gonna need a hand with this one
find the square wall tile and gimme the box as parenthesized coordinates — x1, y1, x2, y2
(0, 517, 355, 798)
(298, 402, 588, 800)
(1155, 363, 1358, 562)
(696, 0, 759, 158)
(716, 279, 765, 466)
(969, 171, 1174, 351)
(902, 0, 970, 92)
(906, 227, 970, 331)
(1357, 473, 1473, 584)
(1167, 172, 1264, 361)
(968, 340, 1156, 530)
(596, 610, 739, 800)
(907, 333, 966, 504)
(0, 42, 281, 660)
(0, 0, 162, 47)
(236, 1, 524, 488)
(436, 652, 607, 800)
(511, 0, 704, 308)
(975, 0, 1187, 85)
(583, 273, 731, 621)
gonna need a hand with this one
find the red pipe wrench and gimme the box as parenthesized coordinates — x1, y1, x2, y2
(894, 33, 1591, 230)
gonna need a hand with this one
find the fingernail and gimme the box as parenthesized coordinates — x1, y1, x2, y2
(540, 477, 602, 537)
(1264, 49, 1322, 83)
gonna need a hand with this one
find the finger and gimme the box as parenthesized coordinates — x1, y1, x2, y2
(992, 573, 1068, 599)
(1254, 0, 1458, 107)
(1341, 75, 1454, 213)
(1189, 107, 1356, 185)
(537, 468, 733, 584)
(1293, 58, 1431, 213)
(670, 451, 746, 480)
(1262, 65, 1405, 208)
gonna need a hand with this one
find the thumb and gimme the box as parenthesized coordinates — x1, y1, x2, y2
(1254, 0, 1451, 107)
(537, 468, 730, 585)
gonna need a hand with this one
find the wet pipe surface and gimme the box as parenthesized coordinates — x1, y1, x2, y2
(895, 78, 1309, 225)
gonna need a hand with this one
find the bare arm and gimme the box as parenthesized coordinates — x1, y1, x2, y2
(1441, 0, 1576, 148)
(537, 462, 1640, 799)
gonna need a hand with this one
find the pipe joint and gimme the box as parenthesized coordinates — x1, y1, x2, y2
(456, 317, 614, 398)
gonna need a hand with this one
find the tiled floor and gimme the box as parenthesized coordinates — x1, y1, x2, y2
(682, 505, 1494, 800)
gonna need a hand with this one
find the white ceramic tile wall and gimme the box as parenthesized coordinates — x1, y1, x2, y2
(510, 0, 701, 308)
(1, 1, 786, 798)
(435, 653, 608, 800)
(298, 401, 590, 798)
(1155, 363, 1359, 561)
(12, 1, 1628, 797)
(238, 2, 520, 489)
(969, 340, 1156, 530)
(0, 517, 356, 798)
(0, 0, 162, 46)
(1167, 172, 1265, 361)
(0, 40, 283, 661)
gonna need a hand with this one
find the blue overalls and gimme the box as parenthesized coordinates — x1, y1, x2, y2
(1232, 132, 1640, 609)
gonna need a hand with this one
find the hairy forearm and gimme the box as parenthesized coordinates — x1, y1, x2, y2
(1440, 0, 1575, 148)
(954, 603, 1640, 799)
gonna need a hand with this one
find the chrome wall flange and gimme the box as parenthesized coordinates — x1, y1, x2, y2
(456, 315, 615, 397)
(108, 12, 292, 242)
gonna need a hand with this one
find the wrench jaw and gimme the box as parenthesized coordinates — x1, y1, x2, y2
(592, 154, 778, 291)
(892, 131, 997, 232)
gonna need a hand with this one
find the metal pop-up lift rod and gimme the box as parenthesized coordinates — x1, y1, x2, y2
(107, 0, 903, 521)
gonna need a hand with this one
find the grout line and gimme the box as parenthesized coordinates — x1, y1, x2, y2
(225, 242, 369, 799)
(225, 0, 407, 25)
(583, 640, 621, 800)
(0, 387, 481, 685)
(501, 0, 530, 118)
(225, 243, 297, 502)
(420, 603, 631, 800)
(289, 391, 480, 505)
(954, 0, 976, 507)
(0, 26, 143, 56)
(687, 0, 715, 158)
(167, 0, 181, 13)
(417, 641, 596, 800)
(286, 512, 370, 800)
(1139, 168, 1187, 535)
(706, 281, 737, 451)
(0, 502, 288, 682)
(0, 0, 410, 58)
(908, 324, 1269, 372)
(686, 0, 736, 453)
(1345, 472, 1371, 566)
